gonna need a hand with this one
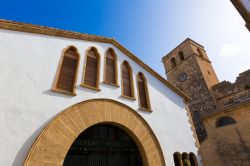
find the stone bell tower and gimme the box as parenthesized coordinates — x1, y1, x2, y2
(162, 38, 219, 142)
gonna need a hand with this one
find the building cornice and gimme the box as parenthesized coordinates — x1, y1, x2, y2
(0, 19, 190, 102)
(162, 38, 205, 61)
(202, 98, 250, 120)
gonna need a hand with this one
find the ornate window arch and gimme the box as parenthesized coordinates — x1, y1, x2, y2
(216, 116, 236, 128)
(81, 47, 101, 91)
(104, 48, 118, 86)
(173, 152, 183, 166)
(137, 72, 151, 111)
(52, 45, 80, 95)
(170, 57, 177, 68)
(189, 152, 198, 166)
(121, 61, 135, 99)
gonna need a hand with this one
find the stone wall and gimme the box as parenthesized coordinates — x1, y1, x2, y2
(201, 103, 250, 166)
(163, 38, 250, 165)
(162, 39, 218, 142)
(201, 70, 250, 165)
(212, 70, 250, 108)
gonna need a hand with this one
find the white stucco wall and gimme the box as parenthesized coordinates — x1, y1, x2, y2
(0, 29, 198, 166)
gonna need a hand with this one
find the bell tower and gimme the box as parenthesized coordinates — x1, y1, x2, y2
(162, 38, 219, 142)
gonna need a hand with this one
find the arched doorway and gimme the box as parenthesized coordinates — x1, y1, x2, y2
(24, 99, 165, 166)
(63, 124, 143, 166)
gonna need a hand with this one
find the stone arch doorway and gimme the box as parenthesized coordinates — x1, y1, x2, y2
(63, 124, 143, 166)
(24, 99, 165, 166)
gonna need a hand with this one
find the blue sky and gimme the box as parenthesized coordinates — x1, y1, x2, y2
(1, 0, 249, 82)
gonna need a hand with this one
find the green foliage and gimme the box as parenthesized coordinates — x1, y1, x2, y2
(183, 159, 191, 166)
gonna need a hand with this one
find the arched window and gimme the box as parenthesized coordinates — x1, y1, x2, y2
(121, 61, 135, 99)
(82, 47, 100, 90)
(53, 46, 79, 95)
(189, 153, 198, 166)
(197, 48, 204, 58)
(216, 116, 236, 128)
(182, 152, 191, 166)
(137, 72, 151, 110)
(170, 58, 177, 68)
(104, 48, 118, 86)
(173, 152, 183, 166)
(179, 51, 185, 60)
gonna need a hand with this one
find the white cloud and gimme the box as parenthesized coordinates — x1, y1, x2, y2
(219, 44, 243, 58)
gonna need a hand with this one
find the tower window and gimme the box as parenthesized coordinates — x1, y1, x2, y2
(82, 47, 100, 90)
(121, 61, 135, 99)
(170, 57, 177, 68)
(53, 46, 79, 95)
(137, 72, 151, 111)
(104, 48, 118, 86)
(179, 51, 185, 60)
(197, 48, 204, 58)
(216, 116, 236, 128)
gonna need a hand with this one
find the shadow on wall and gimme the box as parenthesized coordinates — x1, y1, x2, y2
(12, 117, 54, 166)
(100, 82, 120, 90)
(76, 85, 101, 94)
(137, 109, 152, 115)
(43, 89, 75, 99)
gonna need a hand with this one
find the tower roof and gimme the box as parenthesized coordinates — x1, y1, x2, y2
(162, 38, 204, 61)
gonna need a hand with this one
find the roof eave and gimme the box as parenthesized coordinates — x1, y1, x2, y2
(0, 19, 191, 102)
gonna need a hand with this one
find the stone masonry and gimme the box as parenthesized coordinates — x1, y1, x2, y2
(201, 101, 250, 166)
(211, 69, 250, 108)
(162, 38, 250, 165)
(200, 69, 250, 165)
(162, 38, 219, 142)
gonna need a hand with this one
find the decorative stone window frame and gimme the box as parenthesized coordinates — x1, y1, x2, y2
(52, 45, 80, 96)
(81, 46, 101, 91)
(121, 61, 136, 100)
(0, 19, 190, 102)
(136, 72, 152, 112)
(103, 48, 119, 87)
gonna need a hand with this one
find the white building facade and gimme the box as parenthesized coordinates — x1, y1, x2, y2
(0, 20, 199, 166)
